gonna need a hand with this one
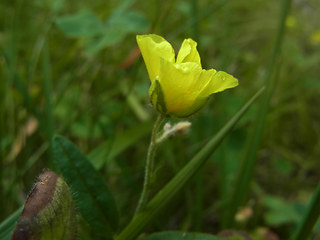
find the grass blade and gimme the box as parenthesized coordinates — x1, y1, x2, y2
(0, 207, 23, 240)
(222, 0, 292, 228)
(115, 87, 265, 240)
(292, 183, 320, 240)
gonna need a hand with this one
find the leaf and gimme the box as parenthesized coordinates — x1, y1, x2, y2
(88, 121, 153, 169)
(56, 10, 105, 37)
(222, 0, 292, 228)
(272, 158, 293, 175)
(143, 231, 226, 240)
(85, 0, 148, 54)
(264, 195, 301, 226)
(11, 171, 76, 240)
(55, 0, 148, 54)
(292, 183, 320, 240)
(85, 10, 148, 54)
(104, 0, 147, 36)
(0, 207, 23, 240)
(52, 136, 119, 239)
(115, 87, 265, 240)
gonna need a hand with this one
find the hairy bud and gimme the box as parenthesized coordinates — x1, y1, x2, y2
(11, 170, 76, 240)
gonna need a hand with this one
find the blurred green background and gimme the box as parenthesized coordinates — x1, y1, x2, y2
(1, 0, 320, 239)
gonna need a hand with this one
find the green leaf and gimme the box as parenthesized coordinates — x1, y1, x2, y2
(56, 10, 105, 37)
(264, 195, 301, 226)
(104, 0, 147, 37)
(85, 0, 148, 54)
(143, 231, 226, 240)
(85, 10, 148, 54)
(0, 207, 23, 240)
(52, 136, 119, 239)
(115, 87, 265, 240)
(293, 183, 320, 240)
(88, 121, 153, 169)
(55, 1, 148, 54)
(272, 158, 293, 175)
(222, 0, 292, 228)
(108, 11, 148, 33)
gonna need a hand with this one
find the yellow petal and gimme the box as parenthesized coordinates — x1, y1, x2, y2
(176, 38, 201, 65)
(182, 95, 209, 117)
(199, 70, 238, 96)
(193, 69, 217, 93)
(158, 60, 202, 115)
(136, 34, 175, 82)
(168, 69, 216, 117)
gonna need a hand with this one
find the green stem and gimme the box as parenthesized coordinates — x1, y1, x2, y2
(115, 87, 265, 240)
(292, 183, 320, 240)
(135, 114, 165, 214)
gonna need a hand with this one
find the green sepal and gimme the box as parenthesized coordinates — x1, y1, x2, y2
(149, 79, 167, 115)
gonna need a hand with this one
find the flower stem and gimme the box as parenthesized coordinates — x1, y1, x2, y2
(135, 114, 165, 214)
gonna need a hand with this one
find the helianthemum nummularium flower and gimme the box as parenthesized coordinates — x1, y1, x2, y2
(136, 34, 239, 117)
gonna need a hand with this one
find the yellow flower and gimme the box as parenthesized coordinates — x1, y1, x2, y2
(136, 34, 238, 117)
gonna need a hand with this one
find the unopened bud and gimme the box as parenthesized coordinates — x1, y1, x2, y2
(11, 170, 76, 240)
(156, 121, 191, 143)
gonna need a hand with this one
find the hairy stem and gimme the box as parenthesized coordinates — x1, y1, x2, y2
(135, 114, 165, 214)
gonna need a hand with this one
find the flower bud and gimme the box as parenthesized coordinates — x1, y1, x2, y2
(11, 170, 76, 240)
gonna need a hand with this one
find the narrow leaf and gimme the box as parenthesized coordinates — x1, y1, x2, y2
(0, 207, 23, 240)
(52, 136, 119, 238)
(292, 183, 320, 240)
(115, 87, 265, 240)
(222, 0, 292, 227)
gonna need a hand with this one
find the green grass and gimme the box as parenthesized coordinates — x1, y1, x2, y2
(1, 0, 320, 239)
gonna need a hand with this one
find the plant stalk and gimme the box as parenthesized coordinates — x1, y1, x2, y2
(116, 87, 265, 240)
(135, 114, 165, 214)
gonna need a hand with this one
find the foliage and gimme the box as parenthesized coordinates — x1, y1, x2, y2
(1, 0, 319, 239)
